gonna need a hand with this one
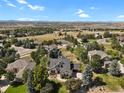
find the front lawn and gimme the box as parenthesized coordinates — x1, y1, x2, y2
(96, 74, 124, 91)
(59, 85, 68, 93)
(5, 84, 27, 93)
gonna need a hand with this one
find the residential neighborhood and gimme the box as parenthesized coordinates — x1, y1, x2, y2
(1, 0, 124, 92)
(0, 25, 124, 93)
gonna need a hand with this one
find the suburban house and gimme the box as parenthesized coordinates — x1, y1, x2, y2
(44, 45, 81, 79)
(6, 58, 36, 80)
(94, 33, 103, 39)
(117, 35, 124, 42)
(97, 38, 110, 45)
(57, 39, 73, 48)
(43, 44, 58, 53)
(48, 56, 81, 79)
(88, 50, 112, 68)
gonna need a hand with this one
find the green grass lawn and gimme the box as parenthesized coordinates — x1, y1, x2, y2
(96, 74, 124, 91)
(5, 84, 27, 93)
(59, 85, 68, 93)
(89, 39, 97, 43)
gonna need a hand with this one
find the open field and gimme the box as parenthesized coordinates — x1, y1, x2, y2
(18, 31, 124, 43)
(3, 30, 124, 93)
(18, 33, 64, 43)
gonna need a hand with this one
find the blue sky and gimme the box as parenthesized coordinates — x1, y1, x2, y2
(0, 0, 124, 21)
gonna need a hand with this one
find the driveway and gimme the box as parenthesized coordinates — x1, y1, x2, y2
(0, 76, 9, 93)
(118, 61, 124, 74)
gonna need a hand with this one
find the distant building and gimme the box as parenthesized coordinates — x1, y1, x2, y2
(88, 50, 111, 60)
(43, 44, 58, 53)
(94, 33, 102, 39)
(117, 36, 124, 42)
(57, 40, 73, 48)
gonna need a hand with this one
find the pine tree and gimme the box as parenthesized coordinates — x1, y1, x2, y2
(82, 65, 93, 86)
(109, 60, 121, 76)
(27, 70, 35, 93)
(32, 58, 49, 92)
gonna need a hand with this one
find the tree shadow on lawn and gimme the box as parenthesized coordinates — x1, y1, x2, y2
(48, 80, 62, 93)
(10, 81, 24, 87)
(92, 77, 106, 87)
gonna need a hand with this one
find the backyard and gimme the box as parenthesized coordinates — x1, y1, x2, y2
(5, 84, 27, 93)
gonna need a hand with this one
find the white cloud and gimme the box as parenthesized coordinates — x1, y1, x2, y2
(7, 3, 16, 7)
(117, 15, 124, 18)
(16, 0, 45, 11)
(76, 9, 90, 18)
(16, 0, 27, 4)
(79, 13, 89, 18)
(76, 9, 84, 14)
(28, 4, 45, 11)
(90, 6, 98, 10)
(17, 18, 40, 21)
(3, 0, 16, 7)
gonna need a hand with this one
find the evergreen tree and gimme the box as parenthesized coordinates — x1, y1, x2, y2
(40, 83, 53, 93)
(32, 58, 49, 92)
(109, 60, 121, 76)
(31, 46, 46, 64)
(49, 48, 60, 58)
(23, 69, 30, 83)
(111, 36, 121, 51)
(4, 71, 15, 82)
(90, 54, 102, 73)
(27, 70, 35, 93)
(82, 65, 93, 87)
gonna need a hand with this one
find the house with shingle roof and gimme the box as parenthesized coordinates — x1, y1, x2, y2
(44, 45, 81, 79)
(117, 36, 124, 42)
(88, 50, 111, 61)
(6, 58, 36, 79)
(88, 50, 112, 68)
(48, 55, 80, 79)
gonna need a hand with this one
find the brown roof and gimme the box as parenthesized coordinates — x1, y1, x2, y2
(6, 58, 36, 78)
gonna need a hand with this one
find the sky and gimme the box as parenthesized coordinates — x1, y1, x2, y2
(0, 0, 124, 21)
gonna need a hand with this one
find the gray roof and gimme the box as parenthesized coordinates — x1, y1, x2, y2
(88, 50, 110, 60)
(59, 56, 72, 74)
(73, 63, 80, 71)
(43, 45, 58, 52)
(49, 56, 72, 75)
(117, 36, 124, 42)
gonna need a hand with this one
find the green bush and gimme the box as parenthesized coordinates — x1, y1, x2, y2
(120, 57, 124, 64)
(119, 77, 124, 89)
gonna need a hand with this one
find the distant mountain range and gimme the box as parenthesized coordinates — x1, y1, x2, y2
(0, 21, 124, 29)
